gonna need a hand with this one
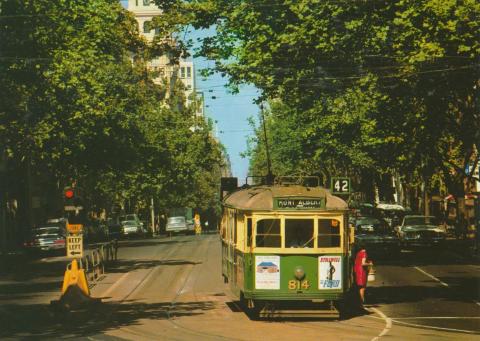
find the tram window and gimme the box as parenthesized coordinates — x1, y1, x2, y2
(285, 219, 314, 248)
(256, 219, 281, 247)
(318, 219, 341, 247)
(247, 218, 252, 247)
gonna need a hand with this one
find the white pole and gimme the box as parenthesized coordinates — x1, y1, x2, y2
(150, 197, 155, 235)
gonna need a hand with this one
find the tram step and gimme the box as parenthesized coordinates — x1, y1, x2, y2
(259, 308, 339, 319)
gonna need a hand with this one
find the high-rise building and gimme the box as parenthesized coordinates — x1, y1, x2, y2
(127, 0, 204, 116)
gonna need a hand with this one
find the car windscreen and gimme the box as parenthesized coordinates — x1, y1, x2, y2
(33, 227, 62, 236)
(168, 217, 185, 223)
(123, 221, 137, 226)
(404, 216, 438, 226)
(355, 218, 391, 234)
(356, 218, 380, 226)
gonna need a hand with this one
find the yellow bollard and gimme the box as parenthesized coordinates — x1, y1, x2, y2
(61, 259, 90, 297)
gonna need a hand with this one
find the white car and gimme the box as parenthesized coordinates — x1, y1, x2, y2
(120, 220, 143, 237)
(166, 216, 194, 235)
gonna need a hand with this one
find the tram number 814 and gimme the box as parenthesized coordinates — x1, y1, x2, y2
(288, 279, 311, 290)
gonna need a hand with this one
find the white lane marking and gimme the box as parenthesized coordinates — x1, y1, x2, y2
(414, 266, 449, 287)
(392, 319, 479, 334)
(100, 272, 130, 298)
(369, 307, 392, 341)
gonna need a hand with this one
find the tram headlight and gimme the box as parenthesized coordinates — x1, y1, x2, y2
(294, 266, 305, 280)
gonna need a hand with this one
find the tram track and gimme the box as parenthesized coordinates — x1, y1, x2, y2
(116, 234, 242, 341)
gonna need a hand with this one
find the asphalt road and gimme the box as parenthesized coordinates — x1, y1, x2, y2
(0, 234, 478, 340)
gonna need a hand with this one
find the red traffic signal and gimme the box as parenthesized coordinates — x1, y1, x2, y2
(64, 188, 74, 199)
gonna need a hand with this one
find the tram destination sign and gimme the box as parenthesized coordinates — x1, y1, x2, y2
(274, 197, 326, 210)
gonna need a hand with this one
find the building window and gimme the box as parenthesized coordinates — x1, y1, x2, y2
(135, 0, 139, 6)
(143, 21, 151, 33)
(186, 66, 191, 78)
(143, 0, 150, 5)
(180, 67, 186, 78)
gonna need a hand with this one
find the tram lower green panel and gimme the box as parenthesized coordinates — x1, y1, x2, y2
(234, 252, 351, 301)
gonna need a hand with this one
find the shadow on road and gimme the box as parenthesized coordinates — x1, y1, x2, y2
(373, 248, 478, 267)
(368, 275, 479, 305)
(0, 299, 216, 339)
(109, 258, 202, 273)
(117, 239, 186, 249)
(0, 280, 60, 297)
(0, 257, 68, 281)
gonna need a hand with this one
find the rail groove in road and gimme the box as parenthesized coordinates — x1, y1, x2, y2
(104, 235, 240, 341)
(84, 237, 480, 340)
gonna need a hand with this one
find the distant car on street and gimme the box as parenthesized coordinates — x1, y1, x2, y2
(375, 203, 406, 229)
(23, 225, 66, 255)
(354, 216, 401, 256)
(120, 220, 144, 237)
(397, 215, 446, 248)
(119, 214, 145, 232)
(166, 216, 194, 236)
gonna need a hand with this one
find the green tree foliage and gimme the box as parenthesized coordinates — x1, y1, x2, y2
(0, 0, 223, 221)
(157, 0, 479, 200)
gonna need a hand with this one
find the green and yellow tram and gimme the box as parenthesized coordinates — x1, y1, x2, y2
(221, 177, 354, 317)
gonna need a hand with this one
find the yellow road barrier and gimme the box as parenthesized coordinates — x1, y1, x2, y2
(61, 259, 90, 297)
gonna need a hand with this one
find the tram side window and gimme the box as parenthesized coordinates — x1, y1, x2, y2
(256, 219, 281, 247)
(285, 219, 314, 248)
(318, 219, 341, 247)
(246, 218, 252, 247)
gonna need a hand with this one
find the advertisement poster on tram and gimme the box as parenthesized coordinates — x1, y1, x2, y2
(318, 255, 342, 289)
(255, 256, 280, 289)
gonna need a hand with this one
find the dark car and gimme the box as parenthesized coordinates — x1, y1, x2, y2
(354, 216, 401, 257)
(375, 203, 406, 229)
(397, 215, 446, 248)
(24, 225, 66, 255)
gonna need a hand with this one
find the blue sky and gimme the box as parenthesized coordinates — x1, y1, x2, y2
(120, 1, 258, 182)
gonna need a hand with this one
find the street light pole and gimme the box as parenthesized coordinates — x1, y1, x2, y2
(0, 152, 7, 254)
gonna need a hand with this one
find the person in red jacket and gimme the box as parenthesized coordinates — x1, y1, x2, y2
(354, 247, 373, 310)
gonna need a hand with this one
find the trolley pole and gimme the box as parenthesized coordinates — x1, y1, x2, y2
(260, 103, 274, 185)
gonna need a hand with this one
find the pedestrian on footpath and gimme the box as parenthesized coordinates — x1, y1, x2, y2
(354, 245, 373, 311)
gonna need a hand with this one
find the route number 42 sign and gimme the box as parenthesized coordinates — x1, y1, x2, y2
(331, 177, 351, 194)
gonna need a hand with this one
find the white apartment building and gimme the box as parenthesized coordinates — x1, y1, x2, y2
(127, 0, 204, 116)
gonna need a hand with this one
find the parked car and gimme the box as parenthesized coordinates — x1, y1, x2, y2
(24, 225, 66, 255)
(166, 216, 194, 235)
(397, 215, 446, 248)
(107, 217, 122, 239)
(354, 216, 401, 257)
(120, 220, 144, 237)
(119, 214, 145, 233)
(375, 203, 406, 229)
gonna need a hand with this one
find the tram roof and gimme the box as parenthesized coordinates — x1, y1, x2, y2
(223, 185, 348, 211)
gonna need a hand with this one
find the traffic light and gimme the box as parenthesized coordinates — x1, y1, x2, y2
(63, 187, 83, 209)
(63, 187, 85, 224)
(64, 188, 74, 200)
